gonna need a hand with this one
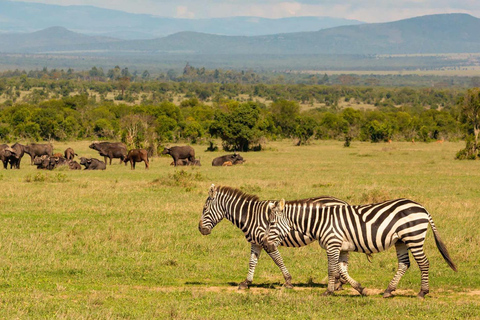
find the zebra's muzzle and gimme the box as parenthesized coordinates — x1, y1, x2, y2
(198, 220, 211, 235)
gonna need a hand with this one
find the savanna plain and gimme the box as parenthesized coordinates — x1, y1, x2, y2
(0, 140, 479, 319)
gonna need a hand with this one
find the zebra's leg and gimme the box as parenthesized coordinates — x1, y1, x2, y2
(337, 251, 367, 295)
(335, 251, 349, 291)
(409, 244, 430, 299)
(238, 243, 262, 290)
(383, 241, 410, 298)
(323, 247, 341, 295)
(266, 249, 293, 289)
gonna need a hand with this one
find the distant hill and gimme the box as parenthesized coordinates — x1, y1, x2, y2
(0, 0, 363, 39)
(0, 27, 119, 52)
(1, 13, 480, 56)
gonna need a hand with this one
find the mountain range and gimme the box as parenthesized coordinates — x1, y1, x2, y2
(1, 13, 480, 56)
(0, 0, 363, 39)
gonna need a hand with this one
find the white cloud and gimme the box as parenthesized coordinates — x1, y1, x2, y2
(176, 5, 195, 18)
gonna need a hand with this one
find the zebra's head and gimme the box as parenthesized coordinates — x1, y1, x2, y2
(199, 184, 221, 235)
(262, 199, 290, 253)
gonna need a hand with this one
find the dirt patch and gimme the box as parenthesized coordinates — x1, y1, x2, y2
(125, 285, 480, 299)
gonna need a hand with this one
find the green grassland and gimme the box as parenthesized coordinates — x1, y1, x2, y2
(0, 140, 479, 319)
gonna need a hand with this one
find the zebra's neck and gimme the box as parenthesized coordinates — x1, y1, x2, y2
(216, 189, 269, 240)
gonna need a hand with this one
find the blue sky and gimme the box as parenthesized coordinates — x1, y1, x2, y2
(9, 0, 480, 22)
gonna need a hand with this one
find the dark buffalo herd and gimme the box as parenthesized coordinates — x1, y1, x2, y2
(0, 142, 246, 171)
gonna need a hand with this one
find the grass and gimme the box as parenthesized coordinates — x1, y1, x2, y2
(0, 140, 479, 318)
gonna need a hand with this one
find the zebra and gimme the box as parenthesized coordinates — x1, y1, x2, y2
(198, 184, 349, 289)
(263, 198, 457, 298)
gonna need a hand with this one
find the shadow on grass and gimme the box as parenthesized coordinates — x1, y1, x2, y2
(227, 281, 328, 289)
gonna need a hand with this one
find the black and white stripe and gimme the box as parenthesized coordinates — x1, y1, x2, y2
(198, 184, 348, 289)
(264, 198, 457, 298)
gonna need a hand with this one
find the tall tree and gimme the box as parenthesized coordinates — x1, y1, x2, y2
(457, 88, 480, 159)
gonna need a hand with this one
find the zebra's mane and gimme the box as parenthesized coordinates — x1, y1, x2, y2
(217, 186, 260, 202)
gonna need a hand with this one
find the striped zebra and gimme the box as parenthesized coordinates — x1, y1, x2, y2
(263, 198, 457, 298)
(198, 184, 349, 289)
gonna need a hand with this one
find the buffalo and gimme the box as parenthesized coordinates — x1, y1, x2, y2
(79, 157, 106, 170)
(0, 144, 17, 169)
(162, 145, 195, 166)
(33, 155, 51, 170)
(64, 148, 77, 160)
(24, 143, 53, 165)
(89, 142, 127, 165)
(123, 149, 149, 170)
(33, 155, 67, 170)
(212, 153, 245, 166)
(50, 156, 67, 169)
(67, 160, 82, 170)
(9, 143, 26, 169)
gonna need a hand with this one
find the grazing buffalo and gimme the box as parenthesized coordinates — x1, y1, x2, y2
(89, 142, 127, 165)
(0, 144, 17, 169)
(169, 159, 201, 166)
(212, 153, 245, 166)
(9, 143, 26, 169)
(67, 160, 82, 170)
(79, 157, 106, 170)
(123, 149, 149, 170)
(162, 145, 195, 166)
(64, 148, 77, 160)
(24, 143, 53, 165)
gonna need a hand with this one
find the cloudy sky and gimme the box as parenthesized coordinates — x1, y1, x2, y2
(10, 0, 480, 22)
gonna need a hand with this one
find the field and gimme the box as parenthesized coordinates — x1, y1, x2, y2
(0, 140, 479, 319)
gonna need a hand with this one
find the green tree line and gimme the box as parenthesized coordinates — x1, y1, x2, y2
(0, 91, 467, 152)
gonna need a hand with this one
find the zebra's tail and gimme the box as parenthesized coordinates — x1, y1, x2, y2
(427, 211, 457, 272)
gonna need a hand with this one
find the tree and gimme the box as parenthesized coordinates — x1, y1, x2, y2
(293, 116, 317, 145)
(456, 88, 480, 159)
(364, 120, 392, 142)
(270, 100, 300, 137)
(117, 77, 131, 97)
(210, 101, 264, 152)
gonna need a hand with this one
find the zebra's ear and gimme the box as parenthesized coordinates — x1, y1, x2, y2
(208, 184, 217, 199)
(278, 199, 285, 211)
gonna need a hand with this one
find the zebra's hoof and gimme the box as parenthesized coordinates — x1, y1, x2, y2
(283, 282, 294, 289)
(359, 287, 368, 296)
(383, 291, 394, 298)
(417, 290, 428, 299)
(322, 290, 334, 296)
(238, 281, 251, 290)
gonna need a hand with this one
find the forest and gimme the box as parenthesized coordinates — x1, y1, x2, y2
(0, 66, 476, 153)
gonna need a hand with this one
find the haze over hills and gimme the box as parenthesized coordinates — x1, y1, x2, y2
(1, 13, 479, 56)
(0, 0, 363, 39)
